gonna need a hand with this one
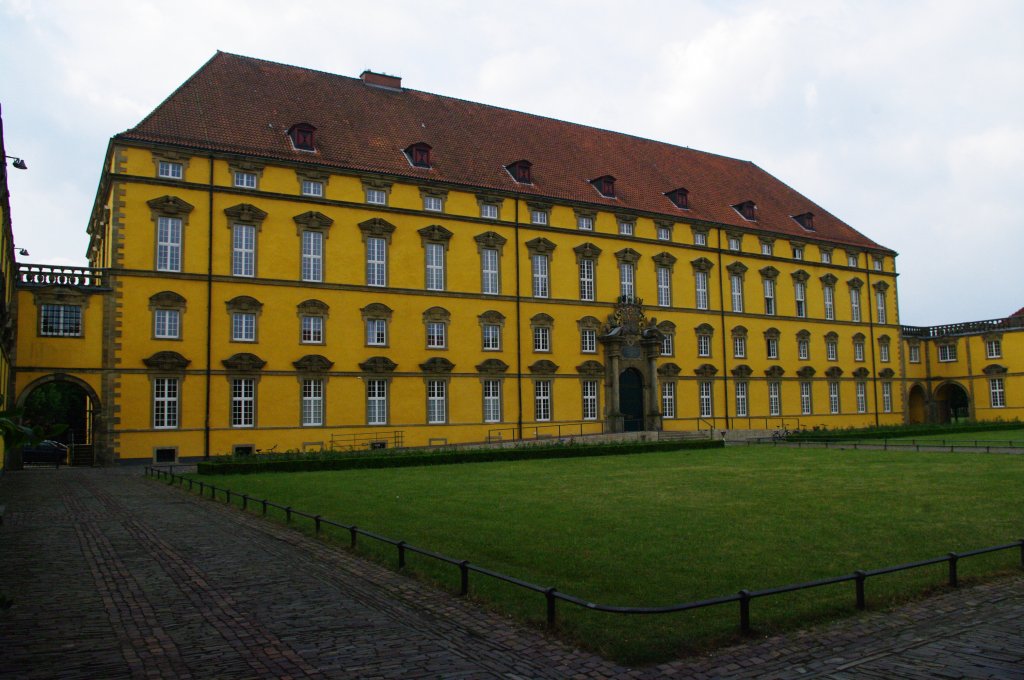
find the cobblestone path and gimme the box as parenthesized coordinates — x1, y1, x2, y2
(1, 467, 1021, 679)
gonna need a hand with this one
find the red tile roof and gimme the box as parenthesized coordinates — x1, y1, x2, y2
(1011, 307, 1024, 317)
(121, 52, 890, 252)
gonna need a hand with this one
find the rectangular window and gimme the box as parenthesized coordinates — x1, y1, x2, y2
(728, 236, 741, 251)
(856, 382, 868, 414)
(766, 337, 779, 360)
(798, 338, 810, 360)
(530, 210, 548, 225)
(827, 340, 838, 362)
(232, 312, 256, 342)
(231, 378, 255, 427)
(733, 335, 746, 358)
(366, 188, 387, 205)
(426, 322, 446, 349)
(582, 380, 599, 420)
(153, 377, 179, 429)
(154, 309, 180, 339)
(882, 382, 892, 413)
(366, 318, 387, 346)
(301, 315, 323, 344)
(481, 248, 500, 295)
(534, 380, 551, 421)
(661, 334, 674, 357)
(854, 340, 865, 362)
(986, 340, 1001, 359)
(695, 271, 709, 310)
(735, 382, 748, 417)
(730, 274, 744, 312)
(366, 236, 387, 287)
(662, 382, 676, 418)
(232, 224, 256, 277)
(794, 282, 806, 318)
(823, 286, 835, 320)
(483, 380, 502, 423)
(657, 225, 672, 241)
(301, 180, 324, 197)
(829, 382, 841, 414)
(800, 381, 813, 415)
(482, 323, 501, 351)
(763, 278, 776, 315)
(158, 161, 183, 179)
(581, 328, 597, 353)
(619, 263, 635, 298)
(532, 254, 549, 298)
(234, 171, 257, 189)
(874, 257, 883, 271)
(301, 230, 323, 282)
(793, 246, 804, 260)
(425, 242, 445, 291)
(577, 215, 593, 231)
(423, 195, 443, 212)
(848, 253, 859, 267)
(850, 288, 862, 322)
(699, 381, 713, 418)
(938, 344, 957, 362)
(768, 381, 781, 416)
(656, 266, 671, 307)
(618, 221, 634, 236)
(821, 250, 832, 264)
(761, 242, 773, 256)
(156, 216, 182, 272)
(876, 290, 887, 324)
(533, 326, 550, 352)
(909, 344, 921, 363)
(694, 231, 708, 246)
(481, 203, 499, 219)
(579, 259, 595, 302)
(698, 334, 711, 358)
(427, 380, 447, 424)
(367, 379, 387, 424)
(879, 342, 890, 363)
(302, 379, 324, 426)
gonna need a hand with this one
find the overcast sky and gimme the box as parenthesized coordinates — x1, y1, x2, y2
(1, 0, 1021, 325)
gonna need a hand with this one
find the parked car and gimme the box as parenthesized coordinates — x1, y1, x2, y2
(22, 440, 68, 467)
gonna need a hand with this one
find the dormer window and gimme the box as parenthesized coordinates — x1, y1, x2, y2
(506, 160, 532, 184)
(733, 201, 757, 221)
(288, 123, 317, 152)
(590, 175, 616, 198)
(665, 187, 690, 209)
(793, 212, 816, 231)
(405, 142, 432, 168)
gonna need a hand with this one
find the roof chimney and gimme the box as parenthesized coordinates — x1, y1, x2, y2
(360, 70, 402, 91)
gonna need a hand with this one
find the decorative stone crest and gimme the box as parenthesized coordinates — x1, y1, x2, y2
(694, 363, 718, 377)
(825, 366, 844, 378)
(797, 366, 816, 378)
(853, 367, 870, 379)
(529, 360, 559, 374)
(293, 354, 334, 372)
(420, 357, 455, 373)
(418, 224, 454, 243)
(147, 195, 194, 217)
(525, 237, 556, 255)
(224, 203, 268, 224)
(476, 358, 508, 374)
(657, 363, 682, 377)
(143, 351, 190, 371)
(222, 353, 266, 372)
(293, 211, 334, 230)
(474, 231, 507, 249)
(764, 365, 785, 377)
(731, 364, 753, 378)
(359, 356, 397, 373)
(576, 360, 604, 376)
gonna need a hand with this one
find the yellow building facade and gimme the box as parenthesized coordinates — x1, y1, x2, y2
(13, 54, 914, 464)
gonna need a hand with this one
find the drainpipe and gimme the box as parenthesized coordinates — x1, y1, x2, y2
(513, 196, 523, 439)
(715, 229, 731, 429)
(866, 265, 879, 426)
(203, 155, 214, 457)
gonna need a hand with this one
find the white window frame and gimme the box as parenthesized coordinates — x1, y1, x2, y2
(794, 281, 806, 318)
(530, 210, 548, 225)
(661, 333, 674, 357)
(532, 254, 550, 298)
(234, 171, 257, 189)
(874, 257, 884, 271)
(232, 224, 256, 277)
(427, 380, 447, 424)
(986, 339, 1001, 359)
(154, 309, 180, 339)
(698, 334, 711, 358)
(581, 328, 597, 353)
(366, 318, 387, 346)
(534, 380, 552, 421)
(367, 379, 388, 425)
(798, 338, 810, 360)
(657, 225, 672, 241)
(823, 285, 835, 320)
(302, 378, 324, 426)
(882, 382, 892, 413)
(40, 304, 83, 337)
(156, 216, 182, 272)
(301, 179, 324, 197)
(619, 262, 635, 299)
(695, 270, 709, 310)
(761, 242, 773, 256)
(848, 253, 859, 268)
(153, 377, 179, 429)
(735, 381, 748, 417)
(481, 248, 500, 295)
(483, 380, 502, 423)
(423, 195, 443, 212)
(481, 203, 499, 219)
(366, 236, 387, 287)
(827, 340, 838, 362)
(821, 250, 832, 264)
(854, 340, 865, 362)
(579, 259, 595, 302)
(158, 161, 183, 179)
(232, 312, 256, 342)
(728, 236, 741, 251)
(909, 344, 921, 363)
(301, 315, 324, 344)
(366, 187, 387, 205)
(879, 341, 891, 363)
(426, 321, 447, 349)
(618, 221, 634, 236)
(656, 266, 671, 307)
(768, 381, 781, 416)
(850, 288, 862, 322)
(763, 278, 776, 315)
(425, 242, 445, 291)
(856, 382, 868, 414)
(662, 382, 676, 418)
(231, 377, 255, 427)
(482, 323, 501, 351)
(577, 215, 594, 231)
(800, 381, 812, 415)
(766, 337, 779, 360)
(582, 380, 599, 420)
(730, 274, 744, 312)
(533, 326, 551, 352)
(793, 246, 804, 260)
(829, 381, 841, 414)
(938, 344, 957, 362)
(876, 290, 887, 324)
(990, 378, 1005, 408)
(699, 381, 713, 418)
(694, 231, 708, 247)
(301, 230, 323, 282)
(733, 335, 746, 358)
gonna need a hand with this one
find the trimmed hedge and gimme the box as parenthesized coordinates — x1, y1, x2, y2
(196, 438, 723, 475)
(787, 419, 1022, 442)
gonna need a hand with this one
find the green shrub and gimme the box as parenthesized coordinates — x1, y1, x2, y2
(787, 419, 1022, 441)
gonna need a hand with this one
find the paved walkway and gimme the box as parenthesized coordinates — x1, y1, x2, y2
(0, 467, 1020, 679)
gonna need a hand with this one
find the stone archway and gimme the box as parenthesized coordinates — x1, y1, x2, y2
(933, 381, 970, 424)
(907, 384, 927, 424)
(17, 374, 102, 466)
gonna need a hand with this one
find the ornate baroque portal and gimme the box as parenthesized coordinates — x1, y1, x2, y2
(599, 296, 664, 432)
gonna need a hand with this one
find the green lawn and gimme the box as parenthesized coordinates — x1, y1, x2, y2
(186, 447, 1024, 664)
(881, 428, 1024, 444)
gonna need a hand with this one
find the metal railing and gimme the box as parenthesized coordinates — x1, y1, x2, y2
(328, 430, 404, 451)
(758, 437, 1024, 453)
(17, 263, 107, 289)
(145, 466, 1024, 634)
(485, 421, 606, 442)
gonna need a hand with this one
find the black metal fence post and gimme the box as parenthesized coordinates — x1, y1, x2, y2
(314, 515, 322, 537)
(398, 541, 406, 569)
(948, 552, 959, 587)
(350, 526, 358, 549)
(459, 560, 469, 596)
(855, 570, 866, 609)
(262, 499, 268, 516)
(285, 506, 292, 524)
(242, 494, 248, 511)
(739, 590, 751, 632)
(545, 587, 557, 626)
